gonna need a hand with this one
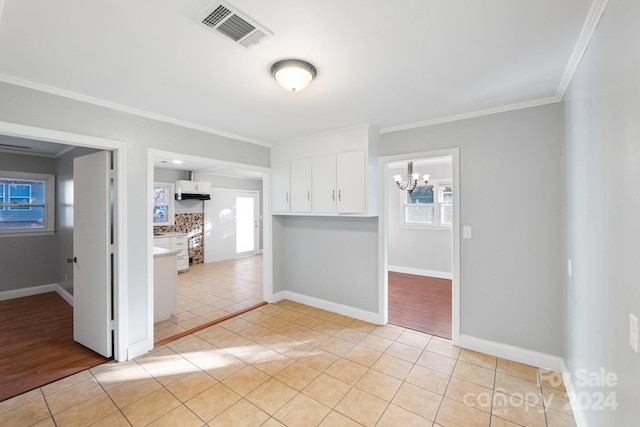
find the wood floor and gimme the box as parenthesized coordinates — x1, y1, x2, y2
(0, 292, 109, 402)
(388, 272, 452, 339)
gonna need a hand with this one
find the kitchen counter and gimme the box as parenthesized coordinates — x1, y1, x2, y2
(153, 246, 178, 322)
(153, 246, 179, 257)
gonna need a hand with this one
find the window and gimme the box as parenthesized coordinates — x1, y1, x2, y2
(402, 180, 452, 227)
(153, 182, 174, 226)
(0, 171, 55, 234)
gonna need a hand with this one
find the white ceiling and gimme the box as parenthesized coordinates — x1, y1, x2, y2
(0, 1, 594, 146)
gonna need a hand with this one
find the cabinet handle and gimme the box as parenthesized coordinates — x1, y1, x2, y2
(307, 190, 310, 202)
(66, 257, 77, 264)
(286, 192, 288, 203)
(338, 190, 341, 202)
(332, 190, 335, 202)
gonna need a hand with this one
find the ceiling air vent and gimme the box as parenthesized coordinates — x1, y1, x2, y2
(195, 1, 273, 49)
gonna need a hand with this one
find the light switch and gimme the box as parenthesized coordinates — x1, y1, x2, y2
(630, 314, 639, 353)
(463, 226, 472, 239)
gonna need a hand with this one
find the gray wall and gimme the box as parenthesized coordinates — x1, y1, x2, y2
(0, 82, 270, 347)
(275, 216, 379, 313)
(0, 152, 58, 291)
(563, 0, 640, 424)
(388, 162, 452, 274)
(381, 103, 564, 355)
(56, 146, 102, 294)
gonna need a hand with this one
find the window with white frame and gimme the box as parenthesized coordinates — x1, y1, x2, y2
(0, 171, 55, 234)
(402, 180, 453, 227)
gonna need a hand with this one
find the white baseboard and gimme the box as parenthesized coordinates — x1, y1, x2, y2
(127, 340, 153, 360)
(0, 283, 57, 301)
(561, 360, 589, 427)
(273, 290, 381, 325)
(55, 284, 73, 306)
(458, 334, 564, 372)
(388, 265, 452, 280)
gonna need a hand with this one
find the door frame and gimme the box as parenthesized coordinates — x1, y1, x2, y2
(378, 148, 461, 344)
(0, 120, 128, 361)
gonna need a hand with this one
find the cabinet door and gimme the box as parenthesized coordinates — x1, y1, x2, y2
(290, 158, 312, 212)
(272, 161, 290, 212)
(337, 151, 366, 213)
(312, 155, 337, 213)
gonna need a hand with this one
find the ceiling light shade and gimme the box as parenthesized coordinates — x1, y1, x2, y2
(271, 59, 317, 92)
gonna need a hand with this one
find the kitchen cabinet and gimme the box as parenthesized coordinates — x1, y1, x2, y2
(312, 155, 337, 213)
(154, 232, 188, 272)
(153, 247, 178, 322)
(337, 151, 366, 213)
(290, 158, 312, 213)
(272, 161, 290, 213)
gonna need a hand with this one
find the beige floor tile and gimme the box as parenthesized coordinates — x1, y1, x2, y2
(274, 393, 331, 427)
(355, 369, 402, 401)
(539, 369, 566, 390)
(495, 372, 543, 405)
(324, 358, 368, 385)
(303, 374, 351, 408)
(222, 365, 270, 396)
(166, 371, 217, 402)
(452, 360, 496, 389)
(107, 377, 163, 408)
(445, 377, 493, 413)
(41, 370, 93, 396)
(370, 324, 404, 340)
(0, 389, 44, 416)
(49, 379, 105, 416)
(416, 350, 457, 375)
(391, 381, 442, 421)
(318, 411, 362, 427)
(435, 397, 490, 427)
(53, 394, 118, 427)
(490, 416, 522, 427)
(377, 403, 432, 427)
(317, 336, 355, 356)
(385, 341, 422, 363)
(32, 418, 56, 427)
(497, 358, 539, 383)
(262, 417, 287, 427)
(347, 319, 377, 333)
(294, 314, 324, 329)
(542, 386, 573, 415)
(458, 349, 497, 370)
(333, 327, 368, 344)
(146, 405, 204, 427)
(396, 329, 432, 349)
(212, 399, 270, 427)
(492, 391, 546, 427)
(91, 360, 153, 391)
(185, 382, 241, 422)
(358, 334, 393, 353)
(121, 388, 181, 426)
(405, 364, 450, 395)
(200, 354, 247, 381)
(0, 398, 51, 427)
(371, 354, 414, 380)
(342, 344, 382, 367)
(426, 339, 461, 359)
(246, 378, 298, 414)
(275, 361, 322, 391)
(275, 340, 314, 360)
(298, 348, 340, 371)
(90, 411, 132, 427)
(252, 352, 295, 376)
(334, 388, 388, 427)
(546, 408, 578, 427)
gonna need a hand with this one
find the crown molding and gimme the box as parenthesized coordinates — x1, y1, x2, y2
(380, 96, 560, 135)
(556, 0, 609, 98)
(0, 73, 271, 148)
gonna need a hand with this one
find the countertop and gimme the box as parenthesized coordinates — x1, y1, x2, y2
(153, 231, 188, 238)
(153, 247, 180, 257)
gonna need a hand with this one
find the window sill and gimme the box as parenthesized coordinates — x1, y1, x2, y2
(0, 230, 55, 237)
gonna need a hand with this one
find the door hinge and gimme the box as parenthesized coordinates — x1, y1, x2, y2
(109, 244, 115, 254)
(109, 320, 116, 331)
(109, 169, 115, 180)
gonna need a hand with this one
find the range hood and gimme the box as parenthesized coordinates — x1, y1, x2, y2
(175, 179, 211, 200)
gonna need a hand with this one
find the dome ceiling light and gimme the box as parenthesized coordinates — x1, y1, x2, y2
(270, 59, 317, 92)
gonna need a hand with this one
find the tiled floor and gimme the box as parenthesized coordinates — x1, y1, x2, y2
(1, 300, 577, 427)
(154, 255, 264, 342)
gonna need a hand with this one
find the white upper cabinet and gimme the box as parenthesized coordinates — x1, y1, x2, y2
(272, 161, 290, 213)
(271, 124, 377, 217)
(290, 158, 312, 213)
(312, 155, 337, 213)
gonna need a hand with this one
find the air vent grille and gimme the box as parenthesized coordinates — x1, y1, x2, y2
(195, 1, 273, 49)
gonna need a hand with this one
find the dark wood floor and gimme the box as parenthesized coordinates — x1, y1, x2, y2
(389, 272, 452, 339)
(0, 292, 109, 402)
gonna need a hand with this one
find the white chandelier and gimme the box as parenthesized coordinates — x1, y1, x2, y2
(393, 161, 430, 194)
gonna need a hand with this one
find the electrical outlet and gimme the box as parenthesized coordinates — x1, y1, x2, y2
(463, 226, 472, 239)
(630, 314, 639, 353)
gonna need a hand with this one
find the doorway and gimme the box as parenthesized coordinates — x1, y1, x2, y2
(236, 192, 259, 257)
(379, 148, 461, 343)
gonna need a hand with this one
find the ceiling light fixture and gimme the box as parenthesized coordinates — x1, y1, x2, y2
(393, 161, 430, 195)
(271, 59, 317, 92)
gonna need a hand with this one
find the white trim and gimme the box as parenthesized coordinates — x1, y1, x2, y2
(0, 73, 270, 148)
(388, 265, 452, 280)
(273, 291, 380, 325)
(127, 340, 152, 360)
(458, 334, 564, 372)
(0, 120, 128, 362)
(0, 283, 56, 301)
(380, 97, 559, 135)
(55, 284, 73, 306)
(561, 360, 589, 427)
(556, 0, 609, 98)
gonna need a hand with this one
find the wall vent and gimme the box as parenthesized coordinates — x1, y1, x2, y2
(195, 1, 273, 49)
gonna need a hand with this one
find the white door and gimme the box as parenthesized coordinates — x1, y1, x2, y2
(236, 192, 259, 257)
(73, 151, 113, 358)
